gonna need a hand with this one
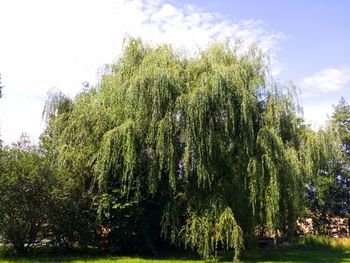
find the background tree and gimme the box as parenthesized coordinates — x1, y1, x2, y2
(303, 127, 342, 234)
(328, 98, 350, 228)
(302, 98, 349, 235)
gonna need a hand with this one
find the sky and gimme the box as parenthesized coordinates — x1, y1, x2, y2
(0, 0, 349, 145)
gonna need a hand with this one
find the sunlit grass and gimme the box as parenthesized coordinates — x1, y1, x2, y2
(299, 235, 350, 250)
(332, 237, 350, 250)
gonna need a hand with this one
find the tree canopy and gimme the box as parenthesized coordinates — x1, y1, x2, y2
(40, 39, 344, 259)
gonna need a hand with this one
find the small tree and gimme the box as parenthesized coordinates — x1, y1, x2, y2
(0, 136, 53, 254)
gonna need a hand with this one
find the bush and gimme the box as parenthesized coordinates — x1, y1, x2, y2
(0, 137, 53, 254)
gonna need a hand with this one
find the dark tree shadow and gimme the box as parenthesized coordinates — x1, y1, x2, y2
(235, 246, 350, 263)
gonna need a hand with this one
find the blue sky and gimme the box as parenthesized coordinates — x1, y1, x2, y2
(176, 0, 350, 126)
(0, 0, 349, 144)
(175, 0, 350, 120)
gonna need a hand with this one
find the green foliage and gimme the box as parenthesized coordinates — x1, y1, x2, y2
(182, 206, 243, 260)
(330, 98, 350, 217)
(47, 185, 99, 249)
(0, 136, 53, 254)
(333, 98, 350, 151)
(0, 132, 98, 254)
(303, 98, 350, 234)
(41, 92, 100, 249)
(41, 38, 340, 260)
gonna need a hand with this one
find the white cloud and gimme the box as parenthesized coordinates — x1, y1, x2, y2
(300, 67, 350, 128)
(0, 0, 285, 145)
(300, 67, 350, 97)
(302, 103, 334, 130)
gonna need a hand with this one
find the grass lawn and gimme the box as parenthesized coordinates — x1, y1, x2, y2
(1, 238, 349, 263)
(0, 246, 349, 263)
(241, 246, 350, 263)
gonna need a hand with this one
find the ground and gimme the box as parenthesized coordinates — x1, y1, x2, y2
(1, 237, 350, 263)
(0, 246, 349, 263)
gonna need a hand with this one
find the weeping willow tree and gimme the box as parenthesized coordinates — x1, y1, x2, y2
(42, 38, 340, 260)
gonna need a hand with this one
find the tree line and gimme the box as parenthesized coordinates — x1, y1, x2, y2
(0, 39, 349, 260)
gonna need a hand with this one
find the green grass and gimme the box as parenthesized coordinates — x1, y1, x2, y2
(0, 247, 349, 263)
(1, 238, 350, 263)
(241, 246, 350, 263)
